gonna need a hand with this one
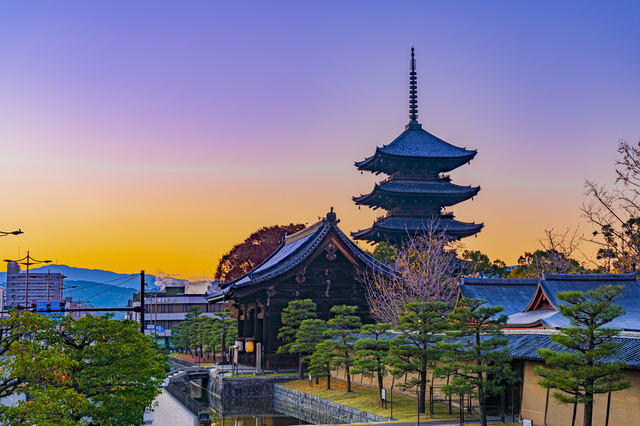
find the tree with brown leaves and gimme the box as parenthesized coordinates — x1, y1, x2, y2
(214, 223, 305, 282)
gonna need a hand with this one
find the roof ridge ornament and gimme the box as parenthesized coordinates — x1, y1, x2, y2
(326, 207, 338, 223)
(406, 47, 422, 131)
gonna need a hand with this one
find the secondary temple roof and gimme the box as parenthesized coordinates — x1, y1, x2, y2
(208, 209, 391, 302)
(459, 273, 640, 332)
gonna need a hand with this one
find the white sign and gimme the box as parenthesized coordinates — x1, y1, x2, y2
(146, 325, 155, 330)
(381, 389, 386, 400)
(309, 373, 312, 381)
(523, 420, 532, 426)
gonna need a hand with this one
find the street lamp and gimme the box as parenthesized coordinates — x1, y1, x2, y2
(0, 229, 22, 237)
(4, 251, 52, 310)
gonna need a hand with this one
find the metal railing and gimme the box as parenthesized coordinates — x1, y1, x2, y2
(166, 382, 201, 416)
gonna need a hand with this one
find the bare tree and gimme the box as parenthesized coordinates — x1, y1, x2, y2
(362, 223, 462, 325)
(514, 228, 584, 278)
(582, 138, 640, 273)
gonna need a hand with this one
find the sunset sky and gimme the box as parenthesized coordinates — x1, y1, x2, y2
(1, 1, 639, 278)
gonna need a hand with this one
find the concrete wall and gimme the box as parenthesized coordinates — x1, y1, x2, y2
(520, 360, 640, 426)
(207, 375, 298, 417)
(274, 384, 388, 424)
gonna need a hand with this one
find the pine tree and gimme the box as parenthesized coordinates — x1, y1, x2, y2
(324, 305, 362, 392)
(352, 323, 392, 403)
(309, 341, 336, 389)
(277, 299, 317, 379)
(388, 302, 449, 414)
(436, 298, 514, 426)
(534, 285, 630, 426)
(290, 319, 327, 380)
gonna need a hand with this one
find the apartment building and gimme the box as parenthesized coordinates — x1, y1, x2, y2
(5, 261, 65, 309)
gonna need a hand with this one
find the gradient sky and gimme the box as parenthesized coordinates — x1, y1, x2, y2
(1, 1, 639, 278)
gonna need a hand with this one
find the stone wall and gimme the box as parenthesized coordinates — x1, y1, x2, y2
(207, 375, 298, 416)
(208, 375, 297, 398)
(274, 384, 389, 424)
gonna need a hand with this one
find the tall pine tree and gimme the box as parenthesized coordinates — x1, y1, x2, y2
(534, 285, 630, 426)
(290, 319, 327, 380)
(388, 302, 449, 414)
(436, 298, 514, 426)
(324, 305, 362, 392)
(277, 299, 317, 379)
(352, 323, 392, 403)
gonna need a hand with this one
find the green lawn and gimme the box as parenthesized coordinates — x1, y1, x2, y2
(281, 378, 517, 424)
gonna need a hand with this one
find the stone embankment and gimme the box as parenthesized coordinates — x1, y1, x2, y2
(273, 384, 388, 425)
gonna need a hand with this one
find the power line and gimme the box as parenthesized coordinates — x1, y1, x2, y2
(64, 274, 139, 293)
(80, 275, 138, 303)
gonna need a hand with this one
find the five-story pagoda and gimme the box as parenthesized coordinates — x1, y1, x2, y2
(352, 48, 483, 244)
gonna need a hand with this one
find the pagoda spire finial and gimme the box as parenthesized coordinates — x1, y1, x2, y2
(409, 47, 418, 122)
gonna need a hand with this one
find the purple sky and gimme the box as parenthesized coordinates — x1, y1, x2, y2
(1, 1, 639, 276)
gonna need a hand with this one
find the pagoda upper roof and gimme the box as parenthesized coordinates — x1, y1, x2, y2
(353, 180, 480, 204)
(351, 215, 483, 242)
(209, 210, 391, 298)
(355, 122, 477, 172)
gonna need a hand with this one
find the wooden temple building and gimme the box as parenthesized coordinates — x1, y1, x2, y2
(458, 274, 640, 425)
(352, 48, 483, 244)
(207, 209, 390, 368)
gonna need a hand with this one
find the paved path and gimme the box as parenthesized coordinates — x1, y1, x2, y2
(148, 389, 196, 426)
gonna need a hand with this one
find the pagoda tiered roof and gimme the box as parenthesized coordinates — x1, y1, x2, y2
(352, 215, 484, 244)
(353, 179, 480, 209)
(355, 123, 477, 175)
(351, 48, 483, 243)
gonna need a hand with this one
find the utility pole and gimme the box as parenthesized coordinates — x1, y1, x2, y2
(140, 270, 145, 334)
(4, 251, 51, 310)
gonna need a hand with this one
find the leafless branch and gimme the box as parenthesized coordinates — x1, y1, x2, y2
(361, 221, 462, 325)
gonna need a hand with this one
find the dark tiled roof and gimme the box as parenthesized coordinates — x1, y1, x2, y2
(459, 279, 538, 317)
(356, 128, 476, 163)
(507, 308, 557, 325)
(363, 180, 479, 196)
(461, 274, 640, 332)
(506, 333, 640, 369)
(207, 287, 231, 303)
(352, 216, 483, 239)
(213, 213, 392, 293)
(536, 273, 640, 331)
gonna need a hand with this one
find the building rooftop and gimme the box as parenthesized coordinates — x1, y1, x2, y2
(460, 273, 640, 332)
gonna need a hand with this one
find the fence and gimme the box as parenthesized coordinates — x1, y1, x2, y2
(418, 385, 520, 423)
(166, 382, 202, 416)
(169, 357, 198, 368)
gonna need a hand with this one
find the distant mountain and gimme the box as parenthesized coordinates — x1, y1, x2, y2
(0, 265, 212, 318)
(0, 265, 157, 289)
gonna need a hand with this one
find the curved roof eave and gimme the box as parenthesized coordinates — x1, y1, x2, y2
(225, 217, 394, 291)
